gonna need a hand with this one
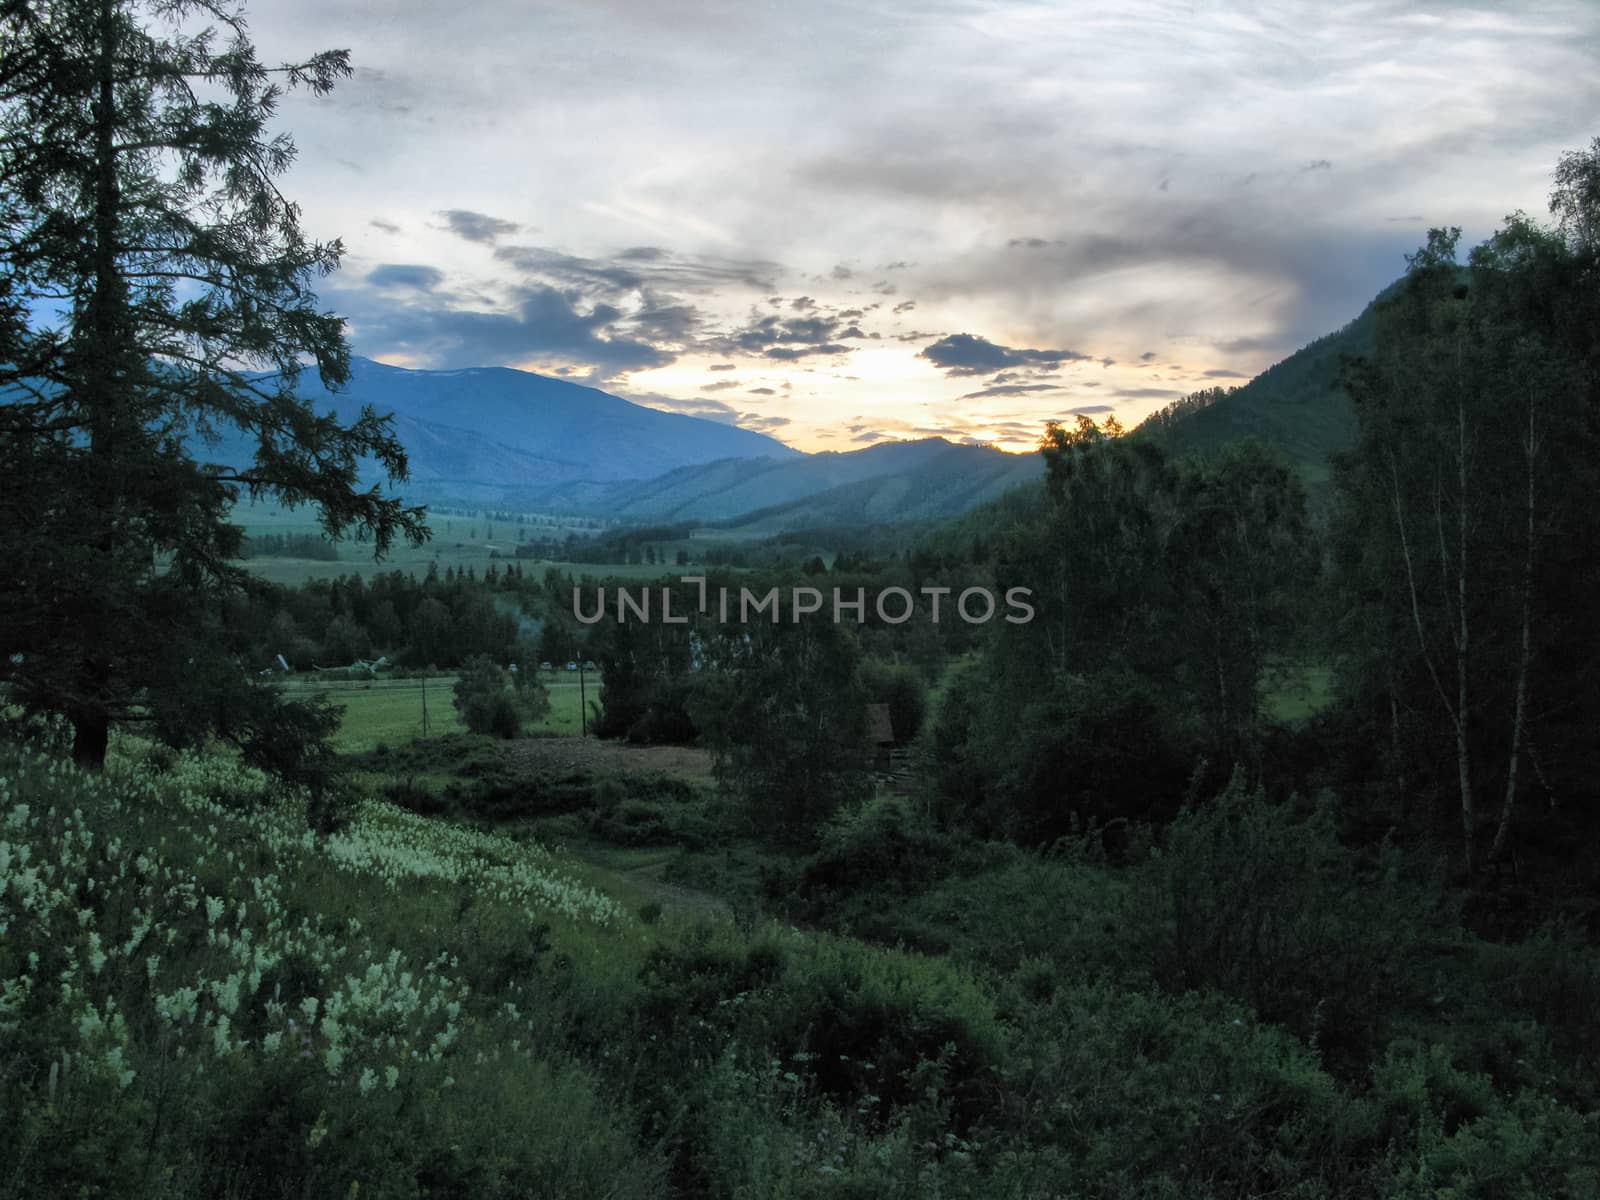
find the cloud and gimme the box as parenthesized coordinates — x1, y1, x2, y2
(438, 209, 523, 244)
(1110, 387, 1184, 400)
(495, 244, 779, 298)
(368, 218, 401, 235)
(706, 308, 869, 359)
(366, 263, 445, 291)
(920, 333, 1092, 377)
(632, 392, 742, 424)
(741, 414, 791, 433)
(333, 282, 672, 379)
(747, 386, 777, 395)
(1203, 368, 1247, 378)
(960, 382, 1059, 399)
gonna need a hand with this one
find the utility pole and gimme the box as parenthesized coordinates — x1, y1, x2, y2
(421, 670, 430, 737)
(579, 662, 587, 737)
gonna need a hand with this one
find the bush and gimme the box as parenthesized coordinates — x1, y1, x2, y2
(801, 796, 955, 899)
(453, 655, 522, 739)
(1139, 776, 1450, 1075)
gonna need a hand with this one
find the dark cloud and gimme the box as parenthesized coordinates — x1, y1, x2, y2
(366, 264, 444, 291)
(960, 382, 1059, 399)
(707, 362, 738, 371)
(438, 209, 522, 244)
(1204, 368, 1247, 378)
(893, 300, 916, 314)
(1140, 351, 1158, 361)
(764, 344, 850, 360)
(1008, 236, 1052, 248)
(1303, 159, 1333, 171)
(334, 282, 672, 379)
(369, 218, 401, 235)
(831, 264, 853, 280)
(1068, 404, 1115, 415)
(497, 244, 780, 299)
(920, 333, 1091, 377)
(630, 392, 741, 424)
(748, 386, 777, 395)
(627, 298, 703, 344)
(790, 296, 817, 311)
(1111, 387, 1183, 399)
(700, 380, 740, 391)
(741, 415, 791, 433)
(706, 308, 869, 360)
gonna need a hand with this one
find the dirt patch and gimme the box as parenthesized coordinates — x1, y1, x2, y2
(507, 735, 715, 784)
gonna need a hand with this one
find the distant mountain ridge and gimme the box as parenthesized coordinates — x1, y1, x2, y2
(296, 357, 799, 485)
(1134, 291, 1383, 481)
(226, 357, 1044, 527)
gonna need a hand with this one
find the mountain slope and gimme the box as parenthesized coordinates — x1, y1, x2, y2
(1135, 294, 1381, 481)
(710, 441, 1045, 533)
(197, 357, 798, 488)
(589, 438, 1036, 522)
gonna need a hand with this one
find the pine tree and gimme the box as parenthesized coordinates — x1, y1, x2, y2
(0, 0, 427, 774)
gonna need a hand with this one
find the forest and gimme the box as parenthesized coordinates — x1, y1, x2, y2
(2, 1, 1598, 1196)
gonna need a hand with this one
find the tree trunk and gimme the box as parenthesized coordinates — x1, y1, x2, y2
(1489, 397, 1538, 864)
(1453, 370, 1474, 870)
(71, 706, 110, 770)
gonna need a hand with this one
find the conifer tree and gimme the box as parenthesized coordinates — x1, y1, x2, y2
(0, 0, 427, 774)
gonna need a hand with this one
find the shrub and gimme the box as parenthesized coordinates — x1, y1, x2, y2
(452, 655, 522, 739)
(1140, 776, 1448, 1074)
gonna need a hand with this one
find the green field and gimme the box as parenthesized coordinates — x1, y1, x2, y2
(231, 502, 687, 586)
(238, 552, 681, 586)
(284, 672, 601, 751)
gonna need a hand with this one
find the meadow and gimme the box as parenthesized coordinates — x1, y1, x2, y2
(231, 502, 678, 586)
(6, 725, 1598, 1199)
(283, 672, 601, 751)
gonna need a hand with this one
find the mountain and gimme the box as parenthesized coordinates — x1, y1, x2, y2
(583, 438, 1042, 524)
(200, 357, 799, 489)
(192, 358, 1039, 527)
(707, 441, 1045, 533)
(1135, 293, 1381, 482)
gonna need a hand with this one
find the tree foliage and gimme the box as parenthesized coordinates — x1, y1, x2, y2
(1330, 157, 1600, 868)
(0, 0, 427, 775)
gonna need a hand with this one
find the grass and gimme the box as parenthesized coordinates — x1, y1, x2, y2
(232, 502, 701, 586)
(1263, 660, 1335, 722)
(283, 672, 600, 751)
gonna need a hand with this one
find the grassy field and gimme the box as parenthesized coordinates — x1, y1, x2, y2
(1263, 661, 1335, 722)
(232, 502, 697, 586)
(284, 671, 601, 751)
(238, 549, 687, 587)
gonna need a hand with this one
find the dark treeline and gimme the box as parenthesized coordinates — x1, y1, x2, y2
(238, 532, 340, 561)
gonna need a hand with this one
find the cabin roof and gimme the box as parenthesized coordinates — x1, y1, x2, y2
(865, 703, 895, 745)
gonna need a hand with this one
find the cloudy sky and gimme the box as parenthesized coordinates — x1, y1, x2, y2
(247, 0, 1600, 452)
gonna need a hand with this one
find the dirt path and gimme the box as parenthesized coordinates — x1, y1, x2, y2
(507, 736, 715, 784)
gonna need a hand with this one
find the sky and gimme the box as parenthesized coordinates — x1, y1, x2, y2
(244, 0, 1600, 453)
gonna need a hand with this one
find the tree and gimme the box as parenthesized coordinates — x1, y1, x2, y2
(1331, 170, 1600, 868)
(452, 655, 520, 739)
(692, 620, 868, 843)
(0, 0, 426, 774)
(509, 645, 550, 726)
